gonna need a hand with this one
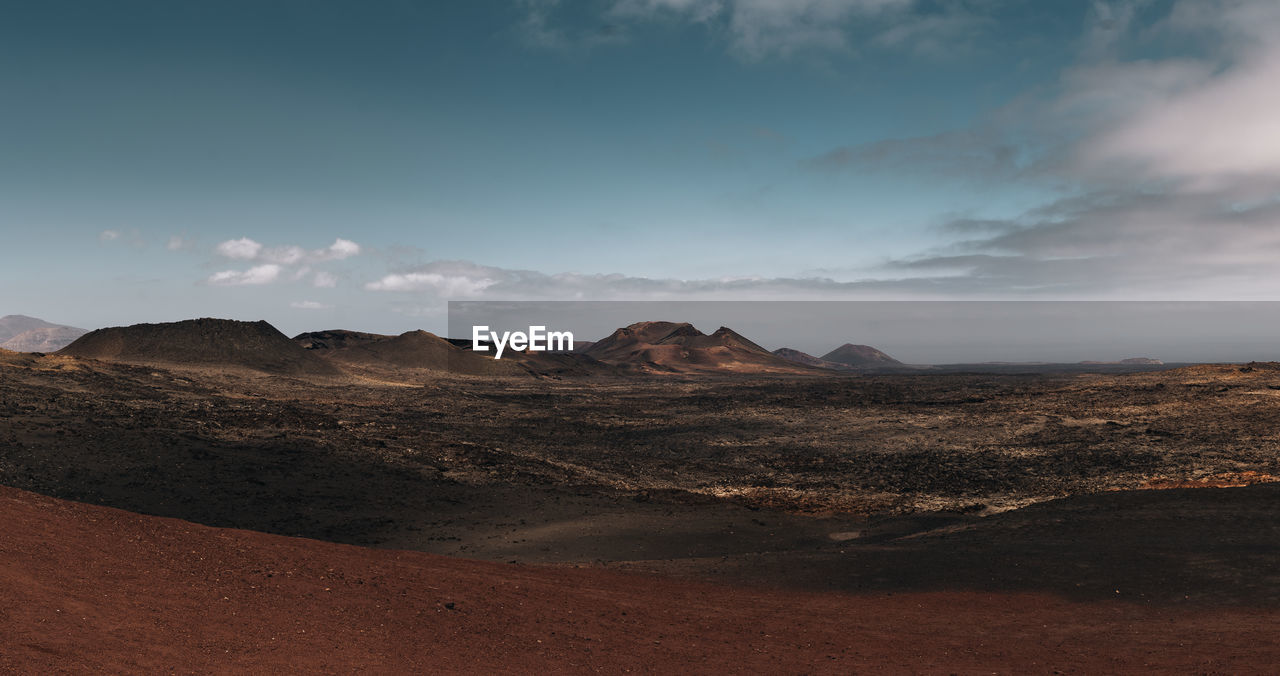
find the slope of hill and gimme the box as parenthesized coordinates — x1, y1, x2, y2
(294, 329, 392, 350)
(3, 484, 1278, 673)
(58, 318, 341, 376)
(1, 326, 88, 353)
(315, 329, 530, 376)
(820, 343, 902, 368)
(582, 321, 697, 361)
(771, 348, 852, 371)
(1079, 357, 1165, 365)
(0, 315, 59, 342)
(584, 321, 814, 374)
(0, 315, 87, 352)
(509, 350, 618, 377)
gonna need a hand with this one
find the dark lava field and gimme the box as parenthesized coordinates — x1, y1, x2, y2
(3, 349, 1279, 587)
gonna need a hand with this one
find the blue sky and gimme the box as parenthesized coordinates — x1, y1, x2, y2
(3, 0, 1279, 335)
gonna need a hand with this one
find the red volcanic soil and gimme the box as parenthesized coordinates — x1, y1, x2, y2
(3, 485, 1278, 673)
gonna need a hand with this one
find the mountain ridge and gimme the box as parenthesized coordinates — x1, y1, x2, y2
(0, 315, 87, 352)
(583, 321, 817, 374)
(821, 343, 902, 367)
(59, 318, 341, 376)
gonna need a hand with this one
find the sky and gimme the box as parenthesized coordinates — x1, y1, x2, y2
(3, 0, 1280, 337)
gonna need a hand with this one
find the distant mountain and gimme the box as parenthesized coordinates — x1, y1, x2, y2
(59, 318, 341, 376)
(820, 344, 902, 368)
(305, 329, 612, 378)
(1079, 357, 1164, 365)
(2, 326, 89, 353)
(584, 321, 814, 374)
(0, 315, 87, 352)
(0, 315, 58, 342)
(772, 348, 852, 371)
(583, 321, 689, 362)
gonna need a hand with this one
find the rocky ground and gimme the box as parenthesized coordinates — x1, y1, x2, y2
(3, 351, 1280, 670)
(3, 352, 1280, 555)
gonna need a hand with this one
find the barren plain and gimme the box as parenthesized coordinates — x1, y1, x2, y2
(3, 342, 1280, 671)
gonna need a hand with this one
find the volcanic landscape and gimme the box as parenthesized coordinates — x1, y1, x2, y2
(3, 317, 1279, 672)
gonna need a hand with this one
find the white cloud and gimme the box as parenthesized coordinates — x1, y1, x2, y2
(207, 264, 283, 286)
(290, 300, 332, 310)
(789, 0, 1280, 298)
(1032, 1, 1280, 197)
(214, 237, 361, 265)
(215, 237, 263, 260)
(322, 238, 361, 260)
(880, 190, 1280, 299)
(206, 237, 360, 287)
(166, 235, 191, 251)
(364, 259, 956, 301)
(367, 271, 498, 297)
(1074, 54, 1280, 193)
(99, 228, 148, 248)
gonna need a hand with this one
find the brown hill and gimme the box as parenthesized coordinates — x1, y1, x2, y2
(584, 321, 813, 374)
(305, 330, 615, 378)
(583, 321, 697, 360)
(771, 348, 853, 371)
(316, 329, 529, 377)
(58, 318, 341, 376)
(294, 329, 392, 351)
(820, 343, 902, 368)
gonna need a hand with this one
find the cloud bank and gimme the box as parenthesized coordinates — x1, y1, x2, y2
(364, 259, 983, 307)
(207, 237, 361, 287)
(290, 300, 333, 310)
(801, 0, 1280, 298)
(212, 2, 1280, 303)
(208, 264, 283, 287)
